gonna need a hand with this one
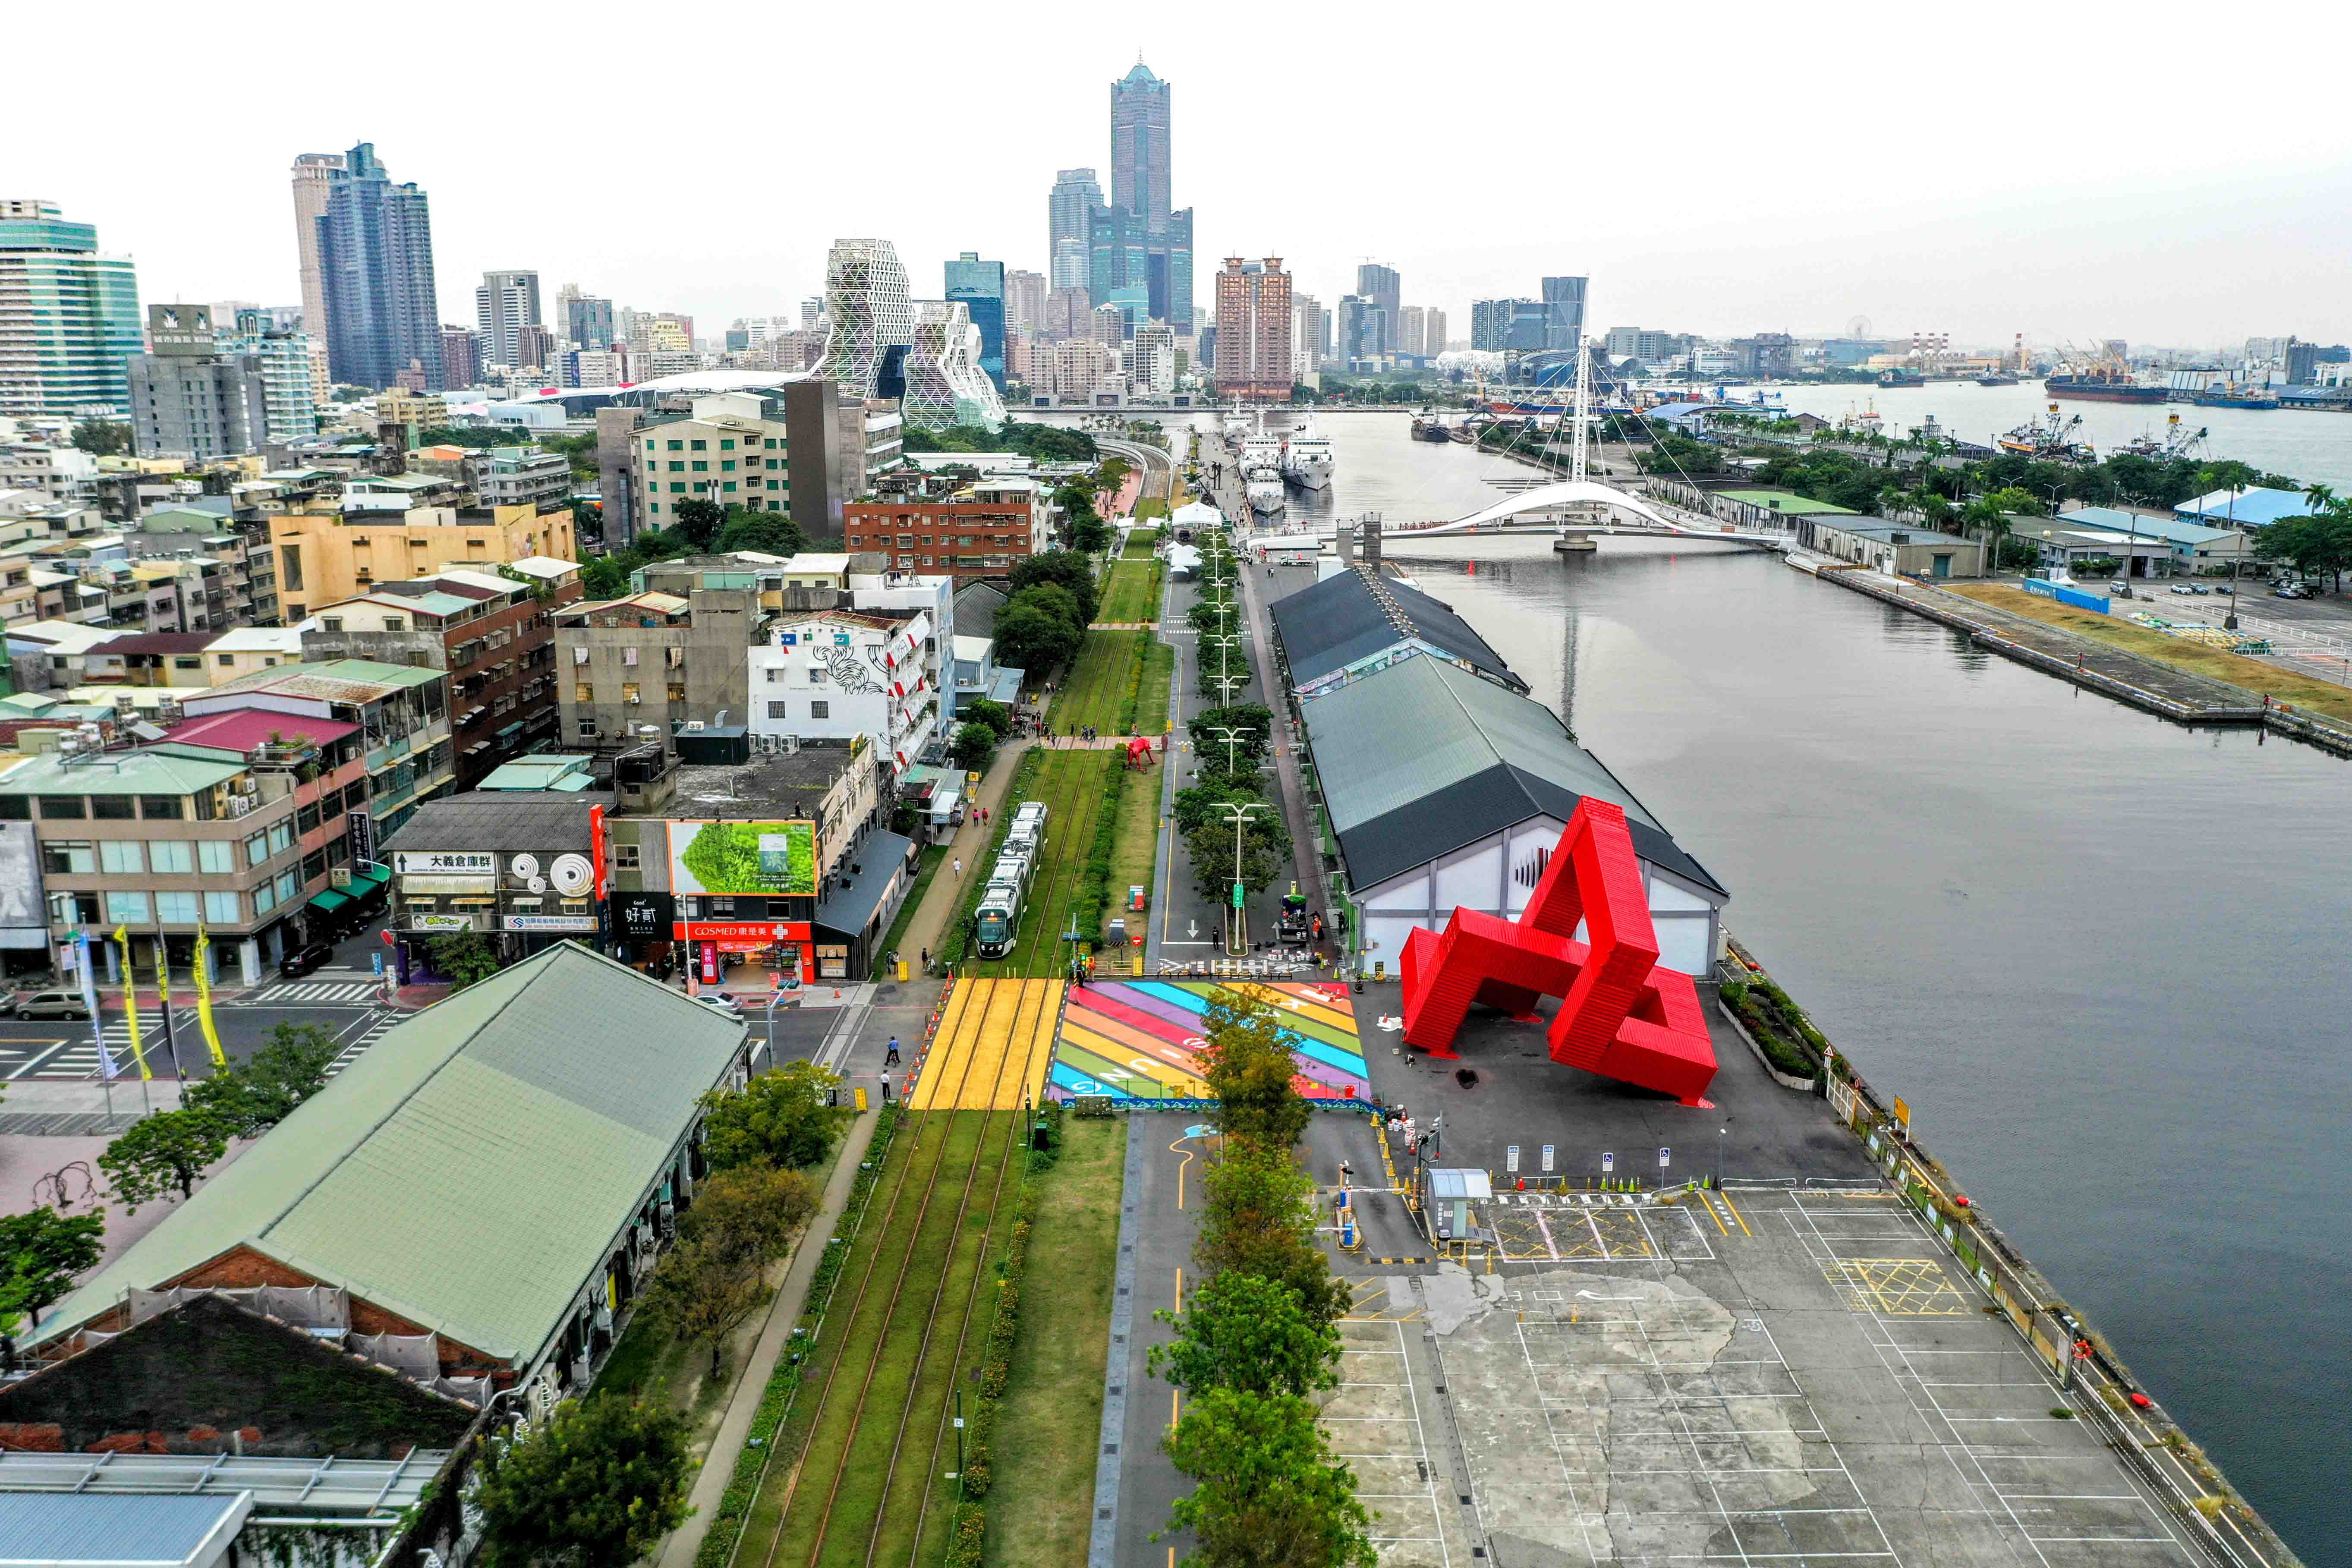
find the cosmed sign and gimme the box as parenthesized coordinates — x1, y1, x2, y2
(667, 820, 818, 897)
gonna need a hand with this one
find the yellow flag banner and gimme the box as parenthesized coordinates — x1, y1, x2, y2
(112, 926, 152, 1081)
(193, 923, 227, 1067)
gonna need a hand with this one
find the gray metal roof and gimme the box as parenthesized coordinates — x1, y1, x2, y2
(0, 1492, 251, 1567)
(814, 830, 916, 939)
(378, 790, 610, 857)
(1300, 657, 1723, 897)
(0, 1451, 445, 1514)
(1269, 569, 1525, 692)
(951, 580, 1011, 640)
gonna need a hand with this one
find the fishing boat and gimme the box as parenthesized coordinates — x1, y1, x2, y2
(1997, 403, 2095, 462)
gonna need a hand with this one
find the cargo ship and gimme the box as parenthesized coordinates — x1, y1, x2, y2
(2190, 388, 2281, 410)
(1877, 370, 1926, 388)
(1411, 412, 1453, 442)
(2044, 368, 2164, 404)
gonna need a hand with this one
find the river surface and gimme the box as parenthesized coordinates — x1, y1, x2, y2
(1086, 409, 2351, 1556)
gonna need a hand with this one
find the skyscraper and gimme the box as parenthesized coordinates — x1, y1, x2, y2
(441, 325, 479, 390)
(314, 143, 445, 390)
(1425, 308, 1448, 358)
(290, 152, 345, 343)
(944, 252, 1007, 390)
(904, 301, 1005, 430)
(1004, 269, 1045, 339)
(1104, 61, 1194, 332)
(817, 239, 913, 400)
(476, 269, 542, 370)
(1397, 305, 1426, 360)
(0, 199, 142, 418)
(1048, 169, 1102, 291)
(1541, 276, 1587, 350)
(562, 287, 613, 349)
(1212, 257, 1291, 402)
(1292, 293, 1322, 373)
(1356, 263, 1400, 354)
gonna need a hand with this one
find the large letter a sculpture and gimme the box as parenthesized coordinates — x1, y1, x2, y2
(1398, 799, 1717, 1105)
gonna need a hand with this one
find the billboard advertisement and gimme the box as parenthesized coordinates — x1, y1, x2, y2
(0, 821, 44, 950)
(667, 820, 817, 897)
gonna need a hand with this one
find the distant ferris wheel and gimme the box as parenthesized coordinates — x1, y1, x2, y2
(1846, 315, 1873, 340)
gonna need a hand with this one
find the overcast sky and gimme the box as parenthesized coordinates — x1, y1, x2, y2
(15, 0, 2349, 352)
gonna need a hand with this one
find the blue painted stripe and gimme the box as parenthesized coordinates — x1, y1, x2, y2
(1128, 982, 1367, 1080)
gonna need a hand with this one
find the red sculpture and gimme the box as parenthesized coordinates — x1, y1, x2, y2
(1398, 799, 1717, 1105)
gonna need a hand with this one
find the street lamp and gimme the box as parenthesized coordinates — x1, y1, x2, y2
(1215, 801, 1276, 956)
(1201, 724, 1256, 777)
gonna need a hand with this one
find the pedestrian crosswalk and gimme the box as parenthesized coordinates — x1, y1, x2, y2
(46, 1013, 202, 1080)
(325, 1011, 404, 1078)
(242, 981, 385, 1007)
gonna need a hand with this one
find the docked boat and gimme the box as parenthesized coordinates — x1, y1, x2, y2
(1411, 411, 1452, 441)
(1975, 373, 2019, 386)
(1877, 370, 1926, 388)
(2191, 388, 2281, 410)
(1281, 421, 1333, 489)
(1997, 403, 2094, 462)
(2045, 368, 2163, 404)
(1247, 478, 1285, 517)
(1239, 425, 1284, 484)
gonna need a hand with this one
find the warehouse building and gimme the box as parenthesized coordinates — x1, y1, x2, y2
(1267, 567, 1527, 700)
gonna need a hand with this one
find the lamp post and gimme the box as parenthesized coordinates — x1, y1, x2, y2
(1201, 724, 1255, 777)
(1200, 634, 1242, 702)
(1216, 801, 1275, 956)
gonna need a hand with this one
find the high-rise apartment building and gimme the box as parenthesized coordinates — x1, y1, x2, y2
(126, 305, 269, 460)
(1472, 298, 1549, 353)
(513, 323, 555, 374)
(0, 199, 143, 418)
(1425, 308, 1448, 356)
(1356, 263, 1401, 354)
(314, 143, 445, 390)
(1212, 257, 1292, 401)
(223, 312, 321, 441)
(1004, 269, 1045, 339)
(290, 152, 346, 344)
(817, 239, 913, 400)
(1048, 169, 1102, 292)
(1397, 305, 1426, 360)
(1293, 293, 1322, 373)
(1541, 275, 1587, 350)
(559, 285, 613, 349)
(944, 253, 1007, 390)
(475, 270, 542, 371)
(441, 325, 479, 390)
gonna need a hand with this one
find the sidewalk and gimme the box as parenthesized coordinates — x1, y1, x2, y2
(655, 1107, 883, 1568)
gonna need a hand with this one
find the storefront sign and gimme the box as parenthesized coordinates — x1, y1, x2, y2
(407, 913, 476, 932)
(399, 874, 498, 894)
(396, 851, 497, 875)
(503, 914, 598, 933)
(674, 920, 812, 945)
(347, 810, 375, 866)
(612, 891, 674, 941)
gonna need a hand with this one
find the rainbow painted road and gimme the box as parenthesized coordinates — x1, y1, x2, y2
(1050, 979, 1370, 1102)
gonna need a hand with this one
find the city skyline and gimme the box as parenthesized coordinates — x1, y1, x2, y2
(10, 7, 2351, 348)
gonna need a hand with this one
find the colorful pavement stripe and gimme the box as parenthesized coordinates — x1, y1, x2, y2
(1050, 979, 1368, 1103)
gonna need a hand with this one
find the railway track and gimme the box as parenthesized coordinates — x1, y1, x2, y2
(760, 734, 1116, 1567)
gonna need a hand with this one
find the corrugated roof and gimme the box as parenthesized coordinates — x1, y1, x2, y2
(2056, 507, 2239, 546)
(1300, 657, 1722, 897)
(815, 829, 916, 938)
(2173, 485, 2318, 526)
(192, 658, 440, 705)
(951, 581, 1011, 639)
(31, 945, 748, 1364)
(0, 1493, 249, 1566)
(164, 710, 360, 752)
(379, 790, 606, 854)
(1269, 569, 1525, 692)
(1715, 488, 1861, 515)
(0, 747, 246, 797)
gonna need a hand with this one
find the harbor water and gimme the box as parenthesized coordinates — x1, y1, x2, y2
(1103, 409, 2350, 1555)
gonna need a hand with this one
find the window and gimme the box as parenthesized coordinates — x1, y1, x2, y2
(622, 646, 639, 666)
(690, 460, 708, 473)
(268, 821, 293, 856)
(614, 843, 640, 869)
(275, 870, 299, 903)
(321, 616, 343, 631)
(296, 802, 320, 834)
(669, 482, 685, 494)
(98, 841, 144, 875)
(810, 700, 829, 718)
(382, 616, 404, 631)
(623, 682, 641, 704)
(767, 700, 790, 719)
(104, 892, 151, 924)
(666, 439, 683, 451)
(667, 461, 683, 472)
(719, 438, 735, 450)
(0, 797, 24, 819)
(576, 721, 600, 740)
(173, 656, 202, 671)
(722, 481, 736, 493)
(218, 653, 235, 667)
(139, 796, 183, 819)
(254, 879, 277, 914)
(302, 848, 327, 883)
(198, 840, 233, 874)
(246, 830, 270, 866)
(155, 891, 198, 924)
(90, 796, 135, 820)
(809, 668, 825, 684)
(690, 439, 707, 451)
(149, 840, 194, 874)
(666, 682, 685, 702)
(41, 841, 94, 875)
(575, 682, 593, 703)
(204, 891, 241, 923)
(720, 459, 736, 472)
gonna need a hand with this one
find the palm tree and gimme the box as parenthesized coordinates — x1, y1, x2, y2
(1962, 497, 2014, 576)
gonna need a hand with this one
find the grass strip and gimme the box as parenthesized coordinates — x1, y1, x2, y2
(1052, 631, 1141, 736)
(1947, 583, 2352, 724)
(1135, 641, 1174, 736)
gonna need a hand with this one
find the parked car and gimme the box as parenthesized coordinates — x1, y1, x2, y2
(278, 941, 336, 979)
(2275, 582, 2312, 599)
(2216, 585, 2235, 596)
(692, 992, 746, 1017)
(13, 989, 90, 1021)
(2169, 585, 2195, 595)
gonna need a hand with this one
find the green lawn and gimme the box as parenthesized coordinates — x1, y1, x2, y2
(980, 1119, 1125, 1568)
(1133, 497, 1168, 523)
(1122, 526, 1162, 556)
(1051, 631, 1140, 737)
(1102, 751, 1161, 960)
(1097, 557, 1163, 623)
(1135, 641, 1174, 735)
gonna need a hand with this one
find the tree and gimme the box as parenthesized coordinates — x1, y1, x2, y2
(1008, 550, 1101, 625)
(1195, 1146, 1348, 1326)
(1185, 808, 1292, 906)
(70, 419, 132, 456)
(1150, 1272, 1340, 1400)
(0, 1208, 106, 1328)
(963, 698, 1014, 740)
(951, 721, 998, 772)
(1073, 514, 1113, 554)
(1196, 988, 1310, 1153)
(671, 496, 724, 551)
(1188, 705, 1273, 768)
(713, 509, 806, 558)
(698, 1061, 847, 1171)
(639, 1166, 819, 1378)
(580, 554, 633, 599)
(182, 1023, 335, 1139)
(428, 930, 504, 990)
(992, 599, 1083, 677)
(1160, 1386, 1376, 1568)
(473, 1395, 693, 1568)
(99, 1111, 229, 1215)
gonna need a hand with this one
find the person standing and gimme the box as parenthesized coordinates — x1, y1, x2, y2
(885, 1036, 901, 1066)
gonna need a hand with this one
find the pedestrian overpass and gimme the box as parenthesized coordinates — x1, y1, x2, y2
(1254, 480, 1791, 550)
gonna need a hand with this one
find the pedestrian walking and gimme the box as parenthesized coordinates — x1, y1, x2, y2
(885, 1036, 901, 1066)
(953, 856, 963, 878)
(919, 946, 929, 970)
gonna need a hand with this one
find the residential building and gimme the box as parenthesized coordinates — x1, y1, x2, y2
(1212, 257, 1292, 401)
(126, 305, 270, 460)
(25, 943, 764, 1404)
(1092, 303, 1127, 346)
(1729, 333, 1796, 379)
(1128, 322, 1177, 398)
(1396, 305, 1426, 360)
(1541, 275, 1587, 350)
(381, 788, 608, 964)
(0, 199, 143, 418)
(1048, 169, 1102, 292)
(266, 501, 576, 623)
(1293, 294, 1323, 373)
(564, 288, 614, 349)
(0, 715, 372, 982)
(752, 605, 938, 774)
(1040, 285, 1091, 343)
(1337, 296, 1377, 371)
(202, 625, 305, 683)
(440, 324, 479, 389)
(1357, 264, 1401, 354)
(513, 323, 555, 374)
(80, 631, 220, 688)
(1472, 298, 1546, 353)
(1004, 269, 1045, 340)
(904, 302, 1006, 430)
(182, 657, 454, 837)
(816, 239, 913, 400)
(1051, 337, 1121, 403)
(0, 441, 98, 502)
(313, 143, 445, 390)
(289, 152, 346, 350)
(554, 575, 760, 749)
(298, 560, 583, 790)
(842, 476, 1050, 581)
(1425, 308, 1448, 356)
(221, 318, 320, 443)
(476, 270, 542, 371)
(944, 253, 1007, 390)
(470, 445, 571, 510)
(373, 386, 445, 437)
(629, 390, 797, 529)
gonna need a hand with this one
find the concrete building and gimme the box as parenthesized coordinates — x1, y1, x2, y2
(1212, 257, 1292, 401)
(751, 605, 938, 775)
(513, 323, 555, 374)
(1293, 293, 1324, 373)
(842, 477, 1049, 581)
(182, 658, 455, 838)
(267, 500, 576, 623)
(1357, 264, 1401, 354)
(1811, 520, 1985, 579)
(221, 318, 320, 444)
(1424, 308, 1447, 357)
(554, 586, 754, 750)
(815, 239, 913, 401)
(440, 324, 479, 390)
(313, 144, 444, 390)
(475, 270, 542, 372)
(1004, 269, 1045, 342)
(2041, 507, 2251, 573)
(1396, 305, 1426, 360)
(564, 289, 614, 349)
(1048, 170, 1102, 293)
(944, 253, 1007, 390)
(289, 152, 346, 353)
(630, 390, 797, 530)
(381, 788, 607, 964)
(1050, 337, 1121, 403)
(469, 445, 571, 510)
(127, 306, 270, 461)
(0, 199, 143, 418)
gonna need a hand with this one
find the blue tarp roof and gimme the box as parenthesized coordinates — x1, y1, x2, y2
(2173, 486, 2319, 526)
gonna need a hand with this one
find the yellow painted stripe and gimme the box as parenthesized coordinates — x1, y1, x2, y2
(1019, 981, 1065, 1107)
(1701, 1193, 1729, 1235)
(1720, 1188, 1753, 1236)
(914, 979, 989, 1109)
(954, 982, 1022, 1109)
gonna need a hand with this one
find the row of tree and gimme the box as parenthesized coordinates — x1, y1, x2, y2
(902, 420, 1100, 464)
(578, 497, 807, 598)
(1176, 535, 1293, 907)
(1151, 990, 1374, 1567)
